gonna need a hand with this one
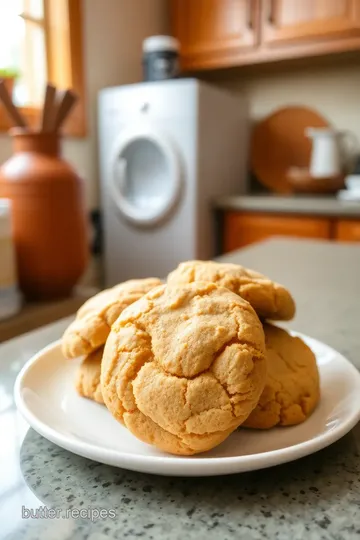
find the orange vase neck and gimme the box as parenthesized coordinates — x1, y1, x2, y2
(10, 129, 60, 156)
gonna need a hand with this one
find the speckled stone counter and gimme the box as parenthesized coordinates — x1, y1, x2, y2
(214, 194, 360, 217)
(1, 239, 360, 540)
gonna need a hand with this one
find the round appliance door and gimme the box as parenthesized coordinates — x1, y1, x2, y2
(109, 127, 182, 227)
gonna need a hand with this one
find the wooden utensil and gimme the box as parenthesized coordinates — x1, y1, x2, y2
(0, 79, 27, 128)
(52, 89, 78, 132)
(40, 83, 56, 132)
(251, 106, 329, 194)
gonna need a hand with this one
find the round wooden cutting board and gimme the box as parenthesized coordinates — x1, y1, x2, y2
(251, 106, 330, 193)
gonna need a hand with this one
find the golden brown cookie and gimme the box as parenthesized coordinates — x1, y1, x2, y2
(62, 278, 162, 358)
(167, 260, 295, 321)
(75, 348, 104, 404)
(101, 281, 266, 456)
(244, 324, 320, 429)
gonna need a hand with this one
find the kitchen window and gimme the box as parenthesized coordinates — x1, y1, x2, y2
(0, 0, 85, 136)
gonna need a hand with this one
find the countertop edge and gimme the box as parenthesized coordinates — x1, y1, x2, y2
(213, 195, 360, 218)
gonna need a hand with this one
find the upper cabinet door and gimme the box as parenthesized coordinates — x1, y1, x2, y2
(171, 0, 259, 69)
(263, 0, 360, 44)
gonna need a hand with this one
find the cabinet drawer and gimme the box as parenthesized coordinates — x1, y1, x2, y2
(335, 220, 360, 242)
(223, 212, 331, 252)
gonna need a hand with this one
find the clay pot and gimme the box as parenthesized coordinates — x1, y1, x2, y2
(0, 130, 89, 300)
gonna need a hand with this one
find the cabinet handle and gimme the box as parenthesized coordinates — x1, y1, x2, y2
(268, 0, 275, 24)
(247, 0, 254, 29)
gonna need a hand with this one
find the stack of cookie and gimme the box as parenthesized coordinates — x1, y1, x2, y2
(167, 261, 320, 431)
(61, 261, 320, 456)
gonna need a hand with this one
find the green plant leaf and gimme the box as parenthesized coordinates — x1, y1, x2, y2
(0, 67, 20, 78)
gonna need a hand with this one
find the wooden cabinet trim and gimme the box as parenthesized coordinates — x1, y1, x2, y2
(181, 34, 360, 70)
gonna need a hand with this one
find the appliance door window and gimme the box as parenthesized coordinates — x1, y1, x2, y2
(110, 129, 182, 227)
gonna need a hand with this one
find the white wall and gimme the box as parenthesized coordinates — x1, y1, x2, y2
(207, 56, 360, 146)
(0, 0, 169, 209)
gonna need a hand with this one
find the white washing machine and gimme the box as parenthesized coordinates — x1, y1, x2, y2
(98, 78, 248, 285)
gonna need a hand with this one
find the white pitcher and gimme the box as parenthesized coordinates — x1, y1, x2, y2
(306, 128, 357, 178)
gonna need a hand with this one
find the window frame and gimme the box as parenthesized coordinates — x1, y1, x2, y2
(0, 0, 86, 137)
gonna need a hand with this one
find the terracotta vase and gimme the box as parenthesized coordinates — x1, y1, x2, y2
(0, 130, 89, 300)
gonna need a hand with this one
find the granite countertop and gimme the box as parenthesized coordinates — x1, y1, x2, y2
(214, 194, 360, 217)
(1, 238, 360, 540)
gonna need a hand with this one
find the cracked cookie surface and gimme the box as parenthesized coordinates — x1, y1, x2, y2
(62, 278, 162, 358)
(101, 281, 266, 455)
(167, 260, 295, 321)
(244, 324, 320, 429)
(75, 347, 104, 404)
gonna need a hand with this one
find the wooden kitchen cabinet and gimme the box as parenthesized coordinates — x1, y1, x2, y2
(171, 0, 259, 69)
(223, 212, 331, 251)
(334, 219, 360, 242)
(263, 0, 360, 45)
(171, 0, 360, 70)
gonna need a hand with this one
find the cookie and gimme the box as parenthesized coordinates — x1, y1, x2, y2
(101, 281, 266, 456)
(62, 278, 162, 358)
(167, 260, 295, 321)
(244, 324, 320, 429)
(75, 348, 104, 404)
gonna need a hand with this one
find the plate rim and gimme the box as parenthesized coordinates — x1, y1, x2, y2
(14, 335, 360, 476)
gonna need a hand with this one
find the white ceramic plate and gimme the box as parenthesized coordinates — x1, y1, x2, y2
(15, 334, 360, 477)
